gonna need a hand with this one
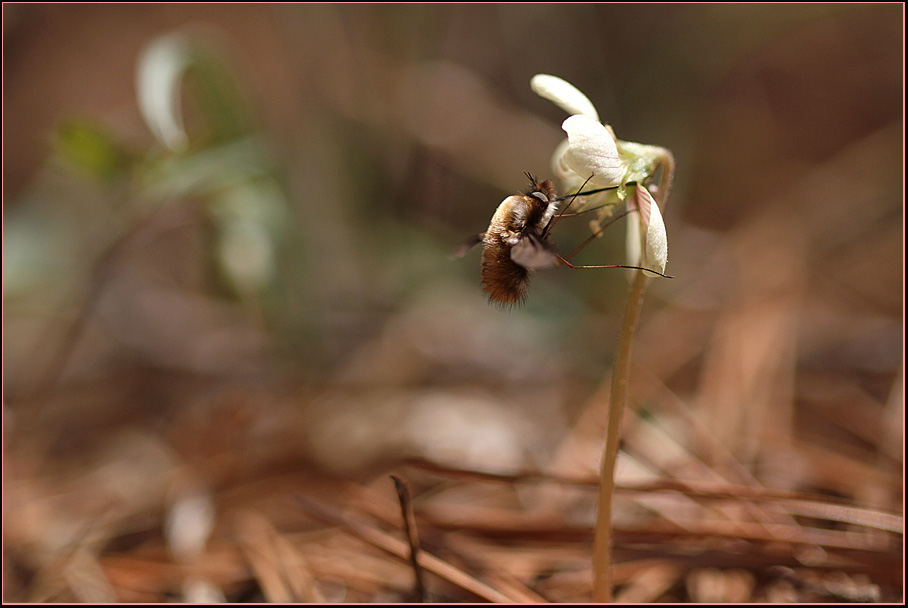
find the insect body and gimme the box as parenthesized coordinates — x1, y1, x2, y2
(453, 174, 671, 307)
(481, 177, 559, 305)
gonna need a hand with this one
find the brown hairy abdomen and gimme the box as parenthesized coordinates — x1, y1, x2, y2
(481, 242, 529, 305)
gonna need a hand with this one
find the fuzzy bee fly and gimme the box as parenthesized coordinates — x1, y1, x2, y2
(454, 173, 671, 307)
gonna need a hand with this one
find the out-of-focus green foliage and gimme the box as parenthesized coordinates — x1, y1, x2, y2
(3, 28, 306, 375)
(54, 119, 130, 184)
(133, 30, 290, 303)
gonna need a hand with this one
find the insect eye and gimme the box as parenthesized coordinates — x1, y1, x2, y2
(530, 192, 548, 203)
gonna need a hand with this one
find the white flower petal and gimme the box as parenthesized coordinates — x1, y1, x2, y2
(643, 190, 668, 276)
(531, 74, 599, 121)
(626, 186, 667, 277)
(561, 115, 624, 187)
(550, 138, 573, 180)
(137, 33, 193, 152)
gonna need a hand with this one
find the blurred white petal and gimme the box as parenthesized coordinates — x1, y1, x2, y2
(183, 578, 226, 604)
(165, 481, 216, 562)
(561, 115, 624, 187)
(137, 33, 192, 152)
(531, 74, 600, 121)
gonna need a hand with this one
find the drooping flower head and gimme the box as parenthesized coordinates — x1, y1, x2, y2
(530, 74, 670, 277)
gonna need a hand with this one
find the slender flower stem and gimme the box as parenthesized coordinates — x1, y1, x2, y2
(592, 150, 673, 603)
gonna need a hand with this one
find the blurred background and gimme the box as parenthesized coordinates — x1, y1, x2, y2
(3, 4, 903, 603)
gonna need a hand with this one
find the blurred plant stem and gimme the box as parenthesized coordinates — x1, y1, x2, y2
(592, 150, 674, 603)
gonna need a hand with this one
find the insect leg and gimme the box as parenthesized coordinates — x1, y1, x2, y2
(554, 253, 673, 279)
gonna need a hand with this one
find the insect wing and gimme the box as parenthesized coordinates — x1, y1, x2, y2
(449, 232, 485, 260)
(510, 232, 558, 270)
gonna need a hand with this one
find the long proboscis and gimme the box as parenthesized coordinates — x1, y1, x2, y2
(544, 178, 638, 238)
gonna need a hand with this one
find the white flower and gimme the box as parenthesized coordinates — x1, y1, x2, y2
(530, 74, 625, 189)
(531, 74, 671, 278)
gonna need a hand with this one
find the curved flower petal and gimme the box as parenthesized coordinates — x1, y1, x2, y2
(643, 192, 668, 276)
(531, 74, 599, 121)
(550, 138, 573, 181)
(626, 186, 668, 277)
(137, 33, 193, 152)
(561, 115, 624, 188)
